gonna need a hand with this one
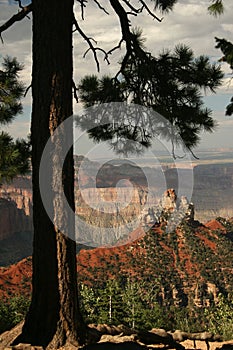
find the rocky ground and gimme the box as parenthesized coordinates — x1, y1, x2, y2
(1, 323, 233, 350)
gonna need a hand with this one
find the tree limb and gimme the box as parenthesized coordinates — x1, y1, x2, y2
(0, 3, 32, 41)
(109, 0, 132, 51)
(107, 38, 124, 56)
(121, 0, 143, 14)
(72, 80, 79, 103)
(93, 0, 109, 15)
(139, 0, 163, 22)
(76, 0, 87, 20)
(24, 84, 32, 97)
(72, 15, 110, 72)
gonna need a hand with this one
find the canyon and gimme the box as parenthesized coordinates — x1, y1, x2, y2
(1, 159, 233, 252)
(0, 174, 233, 310)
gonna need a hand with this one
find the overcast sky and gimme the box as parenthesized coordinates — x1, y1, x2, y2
(0, 0, 233, 151)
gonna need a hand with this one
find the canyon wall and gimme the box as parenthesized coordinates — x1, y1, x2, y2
(0, 177, 33, 239)
(1, 161, 233, 249)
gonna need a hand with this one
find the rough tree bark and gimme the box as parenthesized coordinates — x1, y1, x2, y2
(12, 0, 86, 347)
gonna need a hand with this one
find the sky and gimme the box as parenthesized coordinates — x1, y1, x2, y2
(0, 0, 233, 151)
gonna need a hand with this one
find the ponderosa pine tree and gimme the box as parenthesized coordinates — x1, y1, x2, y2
(0, 1, 178, 348)
(0, 0, 225, 348)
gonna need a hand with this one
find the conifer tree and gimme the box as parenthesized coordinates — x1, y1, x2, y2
(0, 56, 30, 184)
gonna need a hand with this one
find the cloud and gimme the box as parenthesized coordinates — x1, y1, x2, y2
(1, 119, 30, 139)
(1, 0, 233, 148)
(218, 119, 233, 127)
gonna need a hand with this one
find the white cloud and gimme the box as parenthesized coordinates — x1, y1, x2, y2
(218, 119, 233, 127)
(1, 119, 30, 139)
(0, 0, 233, 148)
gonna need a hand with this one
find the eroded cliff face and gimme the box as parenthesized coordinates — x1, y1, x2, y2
(0, 199, 32, 240)
(0, 176, 32, 216)
(0, 177, 33, 241)
(75, 187, 195, 247)
(0, 173, 194, 249)
(0, 177, 33, 266)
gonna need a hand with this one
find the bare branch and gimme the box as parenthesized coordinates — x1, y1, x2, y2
(76, 0, 87, 20)
(121, 0, 143, 14)
(16, 0, 24, 9)
(24, 84, 32, 97)
(107, 38, 124, 56)
(139, 0, 163, 22)
(93, 0, 109, 15)
(73, 15, 110, 72)
(15, 0, 30, 19)
(0, 3, 32, 37)
(83, 47, 110, 64)
(72, 80, 79, 103)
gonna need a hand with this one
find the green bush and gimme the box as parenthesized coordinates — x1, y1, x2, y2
(204, 294, 233, 340)
(0, 296, 30, 334)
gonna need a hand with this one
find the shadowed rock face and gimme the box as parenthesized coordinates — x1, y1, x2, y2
(0, 177, 33, 242)
(0, 177, 33, 266)
(0, 199, 32, 241)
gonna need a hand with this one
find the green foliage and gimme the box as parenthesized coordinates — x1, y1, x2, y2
(0, 56, 24, 125)
(215, 37, 233, 70)
(225, 97, 233, 117)
(0, 56, 30, 184)
(79, 278, 233, 339)
(0, 132, 30, 184)
(154, 0, 178, 14)
(0, 295, 30, 334)
(78, 44, 223, 157)
(215, 37, 233, 116)
(78, 218, 233, 338)
(79, 283, 98, 323)
(97, 280, 125, 325)
(204, 294, 233, 340)
(208, 0, 224, 17)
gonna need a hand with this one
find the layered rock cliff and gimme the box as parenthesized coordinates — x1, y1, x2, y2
(0, 198, 32, 241)
(1, 159, 233, 263)
(0, 180, 33, 237)
(0, 177, 33, 266)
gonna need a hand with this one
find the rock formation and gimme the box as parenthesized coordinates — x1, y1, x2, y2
(0, 198, 32, 241)
(141, 188, 194, 229)
(0, 177, 33, 266)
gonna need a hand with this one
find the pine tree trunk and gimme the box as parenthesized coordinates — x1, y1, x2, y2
(12, 0, 86, 347)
